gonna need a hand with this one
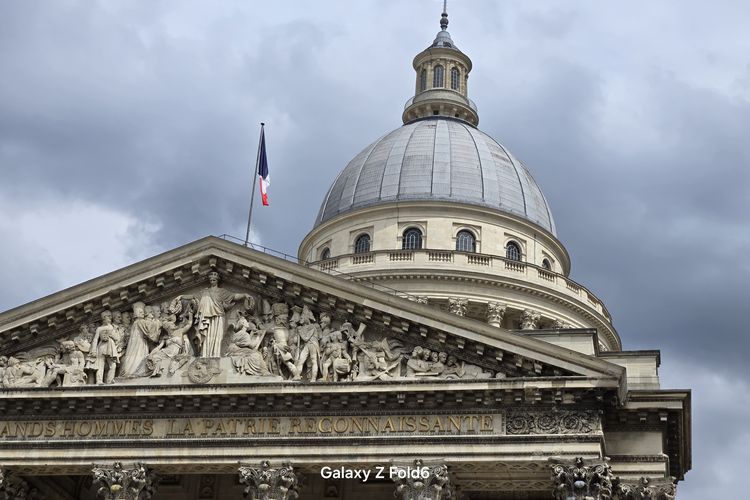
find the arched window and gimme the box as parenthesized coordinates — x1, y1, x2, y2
(506, 241, 521, 261)
(419, 69, 427, 92)
(320, 248, 331, 260)
(450, 67, 460, 91)
(542, 258, 551, 270)
(354, 234, 371, 254)
(433, 65, 444, 88)
(402, 228, 423, 250)
(455, 230, 476, 253)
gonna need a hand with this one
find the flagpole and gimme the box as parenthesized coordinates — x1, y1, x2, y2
(244, 122, 265, 247)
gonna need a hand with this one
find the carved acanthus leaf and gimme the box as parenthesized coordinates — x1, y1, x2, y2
(0, 466, 41, 500)
(486, 302, 506, 327)
(392, 460, 453, 500)
(550, 457, 614, 500)
(614, 477, 676, 500)
(91, 462, 158, 500)
(448, 298, 468, 317)
(521, 309, 541, 330)
(238, 461, 299, 500)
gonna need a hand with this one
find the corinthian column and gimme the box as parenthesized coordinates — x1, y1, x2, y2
(550, 457, 614, 500)
(0, 466, 40, 500)
(238, 461, 299, 500)
(392, 459, 453, 500)
(448, 297, 468, 316)
(486, 302, 506, 327)
(91, 462, 158, 500)
(615, 477, 676, 500)
(521, 309, 541, 330)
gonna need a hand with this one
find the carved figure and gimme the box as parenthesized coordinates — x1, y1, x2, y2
(179, 271, 253, 357)
(406, 346, 432, 376)
(294, 307, 322, 381)
(429, 351, 446, 375)
(2, 357, 44, 388)
(88, 311, 122, 385)
(120, 302, 156, 378)
(320, 329, 352, 382)
(268, 303, 300, 378)
(441, 354, 493, 380)
(145, 312, 194, 377)
(227, 310, 270, 376)
(73, 324, 91, 346)
(48, 340, 87, 387)
(353, 337, 402, 381)
(442, 355, 463, 378)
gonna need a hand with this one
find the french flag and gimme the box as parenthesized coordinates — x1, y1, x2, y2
(258, 126, 270, 206)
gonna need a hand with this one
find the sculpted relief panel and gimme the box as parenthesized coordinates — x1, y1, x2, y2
(0, 272, 508, 389)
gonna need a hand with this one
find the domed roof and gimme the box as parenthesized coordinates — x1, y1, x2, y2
(315, 118, 557, 234)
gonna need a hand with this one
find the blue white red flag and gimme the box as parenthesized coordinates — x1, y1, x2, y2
(258, 127, 270, 206)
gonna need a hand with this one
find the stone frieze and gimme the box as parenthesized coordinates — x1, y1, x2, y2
(0, 273, 539, 389)
(506, 410, 600, 435)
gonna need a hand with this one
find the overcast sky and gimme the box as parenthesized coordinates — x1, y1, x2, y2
(1, 1, 749, 497)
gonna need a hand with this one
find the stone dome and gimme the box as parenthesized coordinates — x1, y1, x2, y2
(315, 117, 557, 235)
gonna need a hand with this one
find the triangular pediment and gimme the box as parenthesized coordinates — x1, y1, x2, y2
(0, 237, 624, 392)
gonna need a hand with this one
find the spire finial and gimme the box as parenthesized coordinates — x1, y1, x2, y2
(440, 0, 449, 31)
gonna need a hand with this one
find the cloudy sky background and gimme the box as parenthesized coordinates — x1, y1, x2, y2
(1, 1, 749, 496)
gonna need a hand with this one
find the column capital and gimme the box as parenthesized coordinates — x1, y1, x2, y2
(521, 309, 541, 330)
(615, 477, 676, 500)
(448, 297, 468, 316)
(550, 457, 614, 500)
(392, 459, 453, 500)
(238, 461, 299, 500)
(91, 462, 158, 500)
(486, 301, 506, 327)
(0, 466, 32, 500)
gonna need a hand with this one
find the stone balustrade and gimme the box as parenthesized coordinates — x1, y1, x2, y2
(310, 249, 612, 323)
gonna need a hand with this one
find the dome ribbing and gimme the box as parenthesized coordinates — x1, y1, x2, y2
(315, 117, 556, 235)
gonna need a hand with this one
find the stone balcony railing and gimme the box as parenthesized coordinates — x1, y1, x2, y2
(404, 92, 478, 112)
(311, 249, 612, 323)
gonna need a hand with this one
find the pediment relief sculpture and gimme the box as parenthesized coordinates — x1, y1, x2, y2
(0, 272, 562, 389)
